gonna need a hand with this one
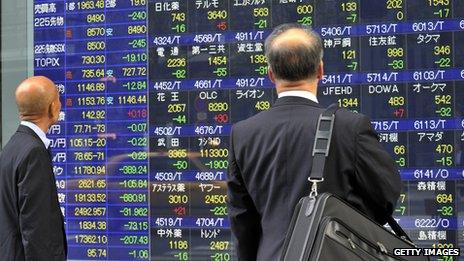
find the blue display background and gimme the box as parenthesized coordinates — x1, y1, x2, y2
(34, 0, 463, 260)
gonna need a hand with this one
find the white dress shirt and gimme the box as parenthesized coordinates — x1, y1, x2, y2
(20, 121, 51, 148)
(277, 90, 318, 103)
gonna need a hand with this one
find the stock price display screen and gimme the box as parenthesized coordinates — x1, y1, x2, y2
(33, 0, 463, 260)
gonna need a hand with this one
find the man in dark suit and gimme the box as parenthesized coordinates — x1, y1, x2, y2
(0, 76, 66, 261)
(227, 23, 401, 260)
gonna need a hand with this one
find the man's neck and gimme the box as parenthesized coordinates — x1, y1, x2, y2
(275, 80, 318, 97)
(20, 118, 50, 133)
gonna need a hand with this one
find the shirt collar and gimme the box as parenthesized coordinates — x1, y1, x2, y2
(277, 90, 318, 103)
(20, 121, 51, 148)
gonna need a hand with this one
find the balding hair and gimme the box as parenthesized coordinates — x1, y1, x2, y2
(265, 23, 323, 81)
(15, 76, 57, 120)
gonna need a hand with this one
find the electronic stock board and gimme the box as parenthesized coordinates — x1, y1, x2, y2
(33, 0, 464, 260)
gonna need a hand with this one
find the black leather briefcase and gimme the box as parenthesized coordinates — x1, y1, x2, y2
(280, 105, 429, 261)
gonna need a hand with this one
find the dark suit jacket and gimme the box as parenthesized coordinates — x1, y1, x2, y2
(227, 96, 401, 261)
(0, 125, 66, 261)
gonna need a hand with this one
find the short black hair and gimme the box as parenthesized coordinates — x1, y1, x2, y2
(264, 23, 323, 81)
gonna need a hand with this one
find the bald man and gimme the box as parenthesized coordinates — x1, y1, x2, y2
(0, 76, 66, 261)
(227, 23, 401, 260)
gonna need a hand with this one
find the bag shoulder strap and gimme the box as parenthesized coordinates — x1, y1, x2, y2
(309, 103, 338, 182)
(387, 216, 414, 243)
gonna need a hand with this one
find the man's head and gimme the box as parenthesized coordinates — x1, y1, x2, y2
(15, 76, 61, 129)
(265, 23, 324, 91)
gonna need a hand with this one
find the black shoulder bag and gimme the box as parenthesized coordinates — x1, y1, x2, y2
(280, 104, 428, 261)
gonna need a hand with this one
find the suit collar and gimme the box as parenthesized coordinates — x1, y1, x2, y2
(278, 90, 318, 103)
(273, 96, 322, 108)
(20, 121, 51, 148)
(16, 125, 47, 148)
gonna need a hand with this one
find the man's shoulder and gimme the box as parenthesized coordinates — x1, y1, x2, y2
(334, 108, 367, 124)
(230, 106, 372, 142)
(234, 106, 367, 126)
(332, 109, 373, 140)
(1, 131, 46, 159)
(232, 108, 276, 133)
(0, 134, 47, 181)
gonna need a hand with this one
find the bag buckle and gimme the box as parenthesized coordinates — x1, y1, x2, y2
(308, 177, 324, 198)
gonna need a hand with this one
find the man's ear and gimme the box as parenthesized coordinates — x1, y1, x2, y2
(316, 61, 324, 80)
(48, 102, 54, 119)
(268, 67, 276, 83)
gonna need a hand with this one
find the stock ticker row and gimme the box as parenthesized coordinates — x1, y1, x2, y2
(33, 0, 463, 260)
